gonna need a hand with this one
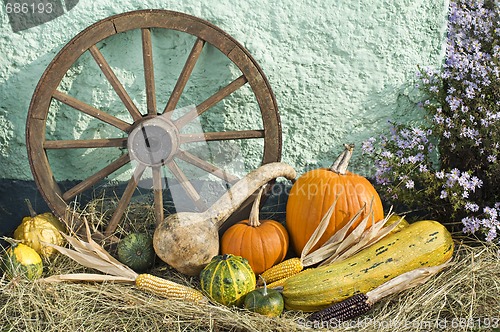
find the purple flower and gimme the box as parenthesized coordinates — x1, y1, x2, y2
(365, 1, 500, 241)
(362, 137, 376, 154)
(484, 206, 498, 220)
(436, 171, 445, 179)
(465, 85, 475, 98)
(434, 114, 445, 124)
(462, 216, 481, 233)
(486, 228, 497, 242)
(465, 202, 480, 212)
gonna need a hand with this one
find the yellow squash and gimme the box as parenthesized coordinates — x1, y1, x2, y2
(14, 202, 66, 258)
(282, 220, 454, 312)
(2, 242, 43, 280)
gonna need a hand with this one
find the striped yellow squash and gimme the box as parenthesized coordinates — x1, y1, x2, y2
(282, 220, 454, 312)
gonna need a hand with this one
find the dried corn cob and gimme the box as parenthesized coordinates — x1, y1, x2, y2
(266, 276, 290, 289)
(135, 274, 207, 303)
(307, 261, 451, 322)
(259, 257, 304, 285)
(308, 294, 371, 323)
(257, 203, 340, 286)
(42, 218, 209, 304)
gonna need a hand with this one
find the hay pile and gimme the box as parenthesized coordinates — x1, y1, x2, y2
(2, 199, 500, 331)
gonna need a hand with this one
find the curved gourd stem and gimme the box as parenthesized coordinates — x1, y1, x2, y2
(330, 143, 355, 175)
(258, 275, 268, 296)
(248, 186, 265, 227)
(153, 162, 296, 276)
(203, 162, 296, 229)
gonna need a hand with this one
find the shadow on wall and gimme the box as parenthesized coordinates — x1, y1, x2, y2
(3, 0, 80, 32)
(0, 180, 50, 238)
(0, 178, 291, 250)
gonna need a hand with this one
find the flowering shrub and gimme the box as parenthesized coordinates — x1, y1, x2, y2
(362, 0, 500, 242)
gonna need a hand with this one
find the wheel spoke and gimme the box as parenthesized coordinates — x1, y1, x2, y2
(52, 90, 132, 132)
(166, 160, 205, 210)
(44, 138, 127, 149)
(104, 163, 146, 236)
(142, 28, 157, 116)
(174, 75, 248, 128)
(89, 45, 143, 121)
(163, 38, 205, 116)
(62, 153, 131, 201)
(152, 166, 164, 224)
(180, 130, 265, 143)
(26, 10, 282, 240)
(176, 149, 239, 184)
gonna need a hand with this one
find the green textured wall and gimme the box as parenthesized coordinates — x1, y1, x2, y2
(0, 0, 448, 182)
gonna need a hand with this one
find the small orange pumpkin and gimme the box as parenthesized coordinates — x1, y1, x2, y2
(221, 186, 289, 275)
(286, 144, 384, 255)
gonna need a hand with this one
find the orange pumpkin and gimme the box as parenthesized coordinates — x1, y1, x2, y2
(286, 144, 384, 255)
(221, 187, 289, 274)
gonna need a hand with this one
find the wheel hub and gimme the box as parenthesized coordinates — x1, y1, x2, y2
(127, 116, 179, 166)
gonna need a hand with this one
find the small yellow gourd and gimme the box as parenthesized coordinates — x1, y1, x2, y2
(13, 200, 66, 258)
(2, 241, 43, 280)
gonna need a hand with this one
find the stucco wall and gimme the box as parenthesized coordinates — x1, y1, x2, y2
(0, 0, 449, 234)
(1, 0, 448, 178)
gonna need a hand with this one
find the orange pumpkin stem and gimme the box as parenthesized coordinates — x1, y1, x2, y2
(330, 143, 355, 175)
(249, 186, 265, 227)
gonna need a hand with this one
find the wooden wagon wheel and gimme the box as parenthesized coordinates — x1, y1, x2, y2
(26, 10, 281, 240)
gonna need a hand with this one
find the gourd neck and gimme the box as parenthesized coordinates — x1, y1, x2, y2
(204, 162, 296, 229)
(248, 187, 265, 227)
(329, 144, 354, 175)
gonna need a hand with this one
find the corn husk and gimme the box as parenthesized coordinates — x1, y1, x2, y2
(366, 258, 452, 304)
(41, 218, 138, 283)
(300, 198, 402, 268)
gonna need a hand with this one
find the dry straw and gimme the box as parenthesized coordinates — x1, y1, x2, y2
(1, 197, 499, 331)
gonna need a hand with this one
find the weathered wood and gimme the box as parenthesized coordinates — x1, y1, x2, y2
(52, 90, 132, 132)
(176, 149, 239, 184)
(89, 45, 143, 122)
(26, 10, 281, 241)
(111, 10, 236, 55)
(62, 153, 131, 201)
(227, 46, 281, 164)
(44, 138, 127, 149)
(163, 38, 205, 116)
(26, 118, 66, 216)
(166, 160, 205, 211)
(28, 21, 116, 121)
(180, 130, 265, 143)
(152, 166, 164, 225)
(142, 28, 157, 116)
(104, 163, 146, 236)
